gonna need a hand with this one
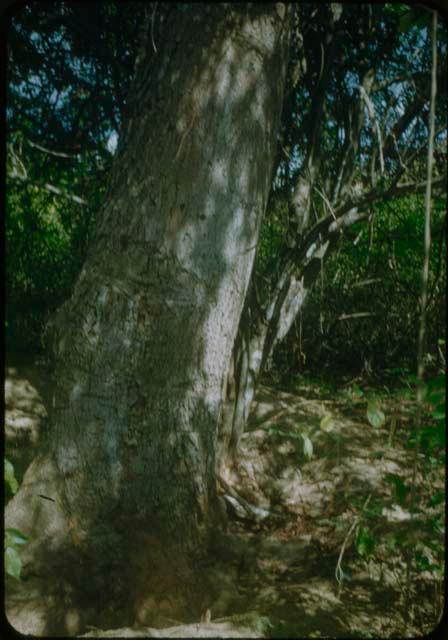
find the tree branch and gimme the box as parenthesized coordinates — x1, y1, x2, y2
(8, 170, 88, 206)
(335, 175, 445, 218)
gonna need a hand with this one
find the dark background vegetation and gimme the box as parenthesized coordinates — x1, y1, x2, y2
(4, 3, 446, 636)
(5, 2, 446, 387)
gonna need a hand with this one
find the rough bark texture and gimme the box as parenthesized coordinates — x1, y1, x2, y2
(6, 4, 291, 635)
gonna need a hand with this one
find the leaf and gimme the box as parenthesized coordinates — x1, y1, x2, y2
(351, 384, 364, 398)
(427, 389, 445, 405)
(427, 373, 445, 408)
(320, 414, 335, 433)
(5, 528, 29, 546)
(355, 526, 375, 558)
(428, 491, 445, 507)
(367, 400, 385, 428)
(302, 435, 313, 460)
(385, 473, 409, 505)
(432, 403, 445, 421)
(399, 10, 431, 32)
(5, 459, 19, 496)
(5, 546, 22, 580)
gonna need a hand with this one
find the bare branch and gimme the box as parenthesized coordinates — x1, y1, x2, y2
(337, 312, 375, 321)
(8, 170, 88, 206)
(26, 138, 80, 159)
(359, 86, 384, 174)
(336, 175, 445, 218)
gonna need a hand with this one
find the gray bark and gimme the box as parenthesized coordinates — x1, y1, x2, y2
(220, 3, 445, 456)
(222, 207, 361, 458)
(47, 2, 290, 541)
(6, 4, 291, 633)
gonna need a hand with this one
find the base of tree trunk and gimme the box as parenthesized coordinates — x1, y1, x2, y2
(5, 455, 242, 636)
(79, 615, 267, 638)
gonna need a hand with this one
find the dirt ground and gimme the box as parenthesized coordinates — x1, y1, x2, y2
(4, 356, 444, 637)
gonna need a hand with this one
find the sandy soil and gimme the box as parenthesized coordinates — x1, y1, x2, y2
(4, 356, 444, 637)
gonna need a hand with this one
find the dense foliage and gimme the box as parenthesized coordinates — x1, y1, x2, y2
(6, 1, 141, 350)
(6, 2, 446, 376)
(271, 194, 446, 379)
(4, 3, 446, 636)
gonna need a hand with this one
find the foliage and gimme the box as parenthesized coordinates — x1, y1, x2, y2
(366, 398, 386, 429)
(4, 459, 29, 580)
(6, 2, 446, 374)
(274, 193, 446, 378)
(6, 1, 142, 352)
(348, 373, 445, 587)
(5, 458, 19, 499)
(268, 423, 315, 461)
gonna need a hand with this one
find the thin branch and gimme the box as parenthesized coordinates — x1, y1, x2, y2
(8, 170, 88, 206)
(337, 312, 375, 321)
(359, 85, 384, 174)
(151, 2, 158, 54)
(335, 175, 445, 219)
(335, 494, 372, 587)
(405, 12, 438, 632)
(313, 185, 337, 221)
(26, 138, 79, 159)
(43, 182, 88, 205)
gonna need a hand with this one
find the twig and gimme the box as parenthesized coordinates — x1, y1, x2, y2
(335, 493, 372, 589)
(151, 2, 158, 54)
(404, 11, 438, 634)
(313, 185, 337, 222)
(359, 85, 385, 175)
(26, 138, 78, 159)
(8, 170, 88, 206)
(337, 312, 374, 321)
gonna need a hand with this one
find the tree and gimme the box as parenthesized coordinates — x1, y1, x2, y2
(6, 4, 291, 634)
(6, 2, 141, 349)
(219, 3, 447, 462)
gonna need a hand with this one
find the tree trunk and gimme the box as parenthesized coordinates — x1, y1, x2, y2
(6, 4, 291, 635)
(221, 211, 352, 460)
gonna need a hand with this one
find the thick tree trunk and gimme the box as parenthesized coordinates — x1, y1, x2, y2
(6, 4, 291, 635)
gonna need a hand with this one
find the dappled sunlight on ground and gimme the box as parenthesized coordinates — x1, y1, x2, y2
(223, 381, 444, 637)
(4, 359, 444, 637)
(5, 358, 52, 482)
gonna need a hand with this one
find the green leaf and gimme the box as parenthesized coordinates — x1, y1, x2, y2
(399, 10, 431, 32)
(403, 373, 419, 385)
(428, 491, 445, 507)
(427, 389, 445, 405)
(432, 403, 445, 421)
(367, 400, 385, 428)
(302, 435, 313, 460)
(5, 459, 19, 496)
(427, 373, 445, 407)
(385, 473, 409, 505)
(5, 528, 29, 546)
(355, 526, 375, 558)
(5, 546, 22, 580)
(351, 384, 364, 398)
(320, 415, 335, 433)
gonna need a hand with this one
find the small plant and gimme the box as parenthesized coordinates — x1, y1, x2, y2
(268, 424, 315, 460)
(366, 395, 386, 428)
(4, 458, 29, 580)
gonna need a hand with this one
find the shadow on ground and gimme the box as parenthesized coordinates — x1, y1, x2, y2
(4, 357, 444, 637)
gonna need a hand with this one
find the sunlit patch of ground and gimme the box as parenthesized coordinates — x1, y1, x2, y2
(5, 356, 53, 482)
(225, 382, 444, 637)
(4, 358, 444, 637)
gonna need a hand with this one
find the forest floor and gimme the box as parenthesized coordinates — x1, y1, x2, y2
(4, 356, 445, 638)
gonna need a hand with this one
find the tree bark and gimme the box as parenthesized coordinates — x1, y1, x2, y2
(221, 205, 361, 460)
(6, 4, 291, 634)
